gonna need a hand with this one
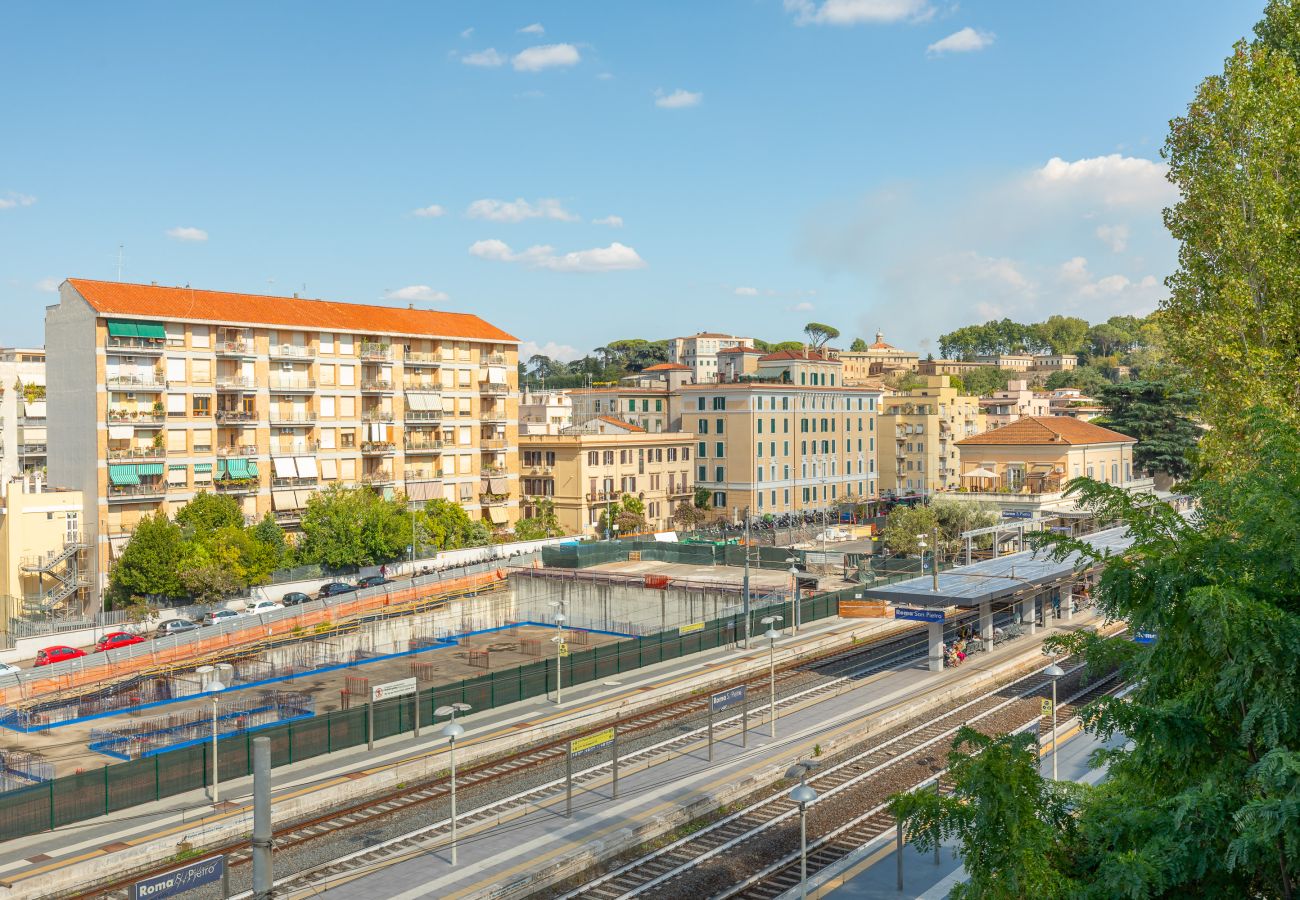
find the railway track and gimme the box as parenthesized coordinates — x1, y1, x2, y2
(74, 610, 992, 899)
(556, 665, 1119, 900)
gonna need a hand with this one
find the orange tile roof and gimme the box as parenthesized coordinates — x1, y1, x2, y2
(67, 278, 518, 343)
(644, 362, 690, 371)
(717, 346, 763, 355)
(758, 349, 839, 363)
(956, 416, 1135, 446)
(595, 415, 645, 432)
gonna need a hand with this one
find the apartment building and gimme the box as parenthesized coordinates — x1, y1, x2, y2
(979, 379, 1052, 429)
(878, 375, 985, 497)
(669, 332, 754, 384)
(839, 332, 920, 383)
(0, 348, 48, 481)
(681, 355, 882, 520)
(47, 279, 520, 596)
(519, 388, 573, 435)
(570, 387, 678, 433)
(519, 418, 695, 536)
(0, 476, 87, 630)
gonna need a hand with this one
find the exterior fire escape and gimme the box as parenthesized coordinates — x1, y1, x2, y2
(19, 535, 89, 620)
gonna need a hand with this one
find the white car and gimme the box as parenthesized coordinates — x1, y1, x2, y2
(245, 599, 285, 616)
(201, 608, 243, 627)
(0, 661, 20, 677)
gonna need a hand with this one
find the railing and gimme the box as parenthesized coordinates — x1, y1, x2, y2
(216, 341, 254, 356)
(18, 444, 47, 455)
(274, 509, 305, 522)
(360, 471, 394, 485)
(481, 439, 508, 450)
(269, 411, 317, 425)
(274, 441, 319, 454)
(359, 343, 393, 361)
(482, 466, 508, 476)
(404, 470, 439, 482)
(483, 353, 508, 366)
(107, 337, 165, 353)
(268, 377, 317, 391)
(214, 479, 259, 493)
(216, 376, 257, 390)
(401, 383, 441, 393)
(361, 441, 396, 454)
(361, 410, 395, 422)
(479, 381, 510, 395)
(217, 444, 259, 457)
(108, 447, 165, 461)
(404, 439, 444, 452)
(403, 410, 441, 422)
(269, 344, 313, 359)
(272, 476, 319, 488)
(361, 379, 393, 392)
(216, 410, 259, 424)
(524, 464, 554, 475)
(480, 409, 509, 422)
(403, 352, 441, 366)
(108, 482, 167, 500)
(106, 374, 167, 390)
(107, 410, 166, 423)
(479, 494, 510, 506)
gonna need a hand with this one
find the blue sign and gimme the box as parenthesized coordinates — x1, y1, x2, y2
(711, 685, 747, 712)
(133, 856, 225, 899)
(1133, 631, 1157, 644)
(1001, 510, 1034, 519)
(895, 607, 945, 623)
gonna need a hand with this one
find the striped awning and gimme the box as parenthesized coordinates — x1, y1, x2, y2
(223, 458, 256, 479)
(109, 464, 139, 486)
(107, 320, 166, 338)
(136, 462, 164, 476)
(194, 463, 213, 473)
(488, 506, 508, 524)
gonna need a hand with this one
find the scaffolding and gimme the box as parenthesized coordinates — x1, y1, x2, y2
(0, 750, 53, 793)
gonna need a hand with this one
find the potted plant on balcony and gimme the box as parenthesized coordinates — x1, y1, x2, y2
(152, 432, 164, 451)
(152, 400, 164, 417)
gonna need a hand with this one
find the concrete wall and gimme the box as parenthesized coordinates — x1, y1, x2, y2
(512, 573, 753, 633)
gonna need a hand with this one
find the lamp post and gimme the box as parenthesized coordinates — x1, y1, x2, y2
(552, 611, 567, 705)
(435, 702, 472, 865)
(790, 780, 818, 899)
(761, 616, 782, 738)
(201, 673, 227, 804)
(1043, 662, 1064, 779)
(785, 556, 799, 633)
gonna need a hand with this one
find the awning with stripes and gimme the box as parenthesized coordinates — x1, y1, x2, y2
(221, 458, 256, 479)
(194, 463, 213, 473)
(406, 393, 436, 411)
(167, 465, 188, 485)
(109, 464, 139, 486)
(488, 506, 508, 524)
(405, 479, 442, 502)
(107, 320, 166, 339)
(136, 463, 164, 476)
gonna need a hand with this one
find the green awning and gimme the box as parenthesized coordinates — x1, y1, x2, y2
(109, 464, 139, 485)
(169, 464, 187, 471)
(194, 463, 212, 473)
(225, 458, 250, 479)
(246, 461, 258, 477)
(136, 463, 164, 476)
(106, 321, 138, 337)
(134, 323, 166, 339)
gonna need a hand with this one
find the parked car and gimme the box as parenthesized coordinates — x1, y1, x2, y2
(355, 575, 392, 589)
(246, 599, 285, 616)
(35, 645, 86, 666)
(317, 582, 355, 600)
(154, 618, 200, 639)
(282, 591, 312, 606)
(201, 608, 243, 627)
(95, 631, 145, 652)
(0, 661, 22, 677)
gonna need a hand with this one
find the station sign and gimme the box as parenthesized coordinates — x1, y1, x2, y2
(1040, 698, 1053, 717)
(894, 607, 945, 623)
(1001, 510, 1035, 519)
(131, 855, 225, 900)
(711, 685, 747, 713)
(371, 677, 417, 702)
(1133, 631, 1157, 644)
(570, 727, 615, 755)
(679, 622, 705, 635)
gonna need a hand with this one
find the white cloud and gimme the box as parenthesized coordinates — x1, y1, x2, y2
(411, 204, 447, 218)
(460, 27, 475, 39)
(1032, 154, 1175, 207)
(0, 193, 36, 209)
(521, 339, 581, 363)
(734, 286, 760, 296)
(462, 48, 505, 67)
(518, 23, 544, 35)
(166, 226, 208, 242)
(1095, 223, 1130, 252)
(785, 0, 933, 26)
(789, 301, 816, 312)
(35, 277, 59, 293)
(926, 27, 995, 55)
(597, 72, 615, 80)
(467, 197, 579, 223)
(512, 44, 580, 72)
(387, 285, 450, 303)
(469, 239, 647, 273)
(655, 88, 702, 109)
(592, 215, 623, 227)
(1059, 256, 1090, 283)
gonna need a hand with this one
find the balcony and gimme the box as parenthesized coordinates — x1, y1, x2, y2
(107, 337, 165, 354)
(401, 382, 441, 394)
(269, 344, 314, 360)
(268, 376, 316, 392)
(483, 353, 508, 366)
(108, 447, 164, 462)
(214, 479, 259, 495)
(217, 445, 259, 457)
(361, 409, 395, 423)
(107, 409, 167, 425)
(403, 352, 441, 368)
(107, 374, 167, 391)
(360, 470, 394, 486)
(481, 439, 508, 451)
(272, 476, 319, 489)
(361, 441, 396, 455)
(361, 379, 394, 393)
(269, 410, 317, 426)
(216, 376, 258, 391)
(403, 409, 441, 423)
(524, 464, 554, 476)
(479, 381, 510, 397)
(108, 482, 167, 501)
(403, 439, 444, 454)
(479, 493, 510, 506)
(359, 342, 393, 361)
(18, 443, 48, 456)
(216, 410, 260, 425)
(216, 340, 256, 358)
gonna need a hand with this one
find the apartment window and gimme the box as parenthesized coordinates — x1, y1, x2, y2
(712, 396, 725, 411)
(716, 418, 724, 434)
(166, 393, 186, 417)
(241, 395, 256, 415)
(682, 446, 690, 460)
(714, 465, 725, 481)
(603, 450, 615, 465)
(341, 430, 356, 448)
(655, 399, 663, 412)
(756, 442, 763, 458)
(801, 419, 808, 433)
(588, 450, 598, 466)
(713, 491, 726, 507)
(697, 397, 705, 411)
(757, 418, 763, 434)
(697, 418, 709, 434)
(698, 441, 707, 457)
(594, 400, 602, 413)
(667, 447, 677, 462)
(698, 464, 707, 481)
(714, 441, 724, 458)
(192, 395, 211, 417)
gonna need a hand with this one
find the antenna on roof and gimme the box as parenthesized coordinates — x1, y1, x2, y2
(115, 244, 124, 281)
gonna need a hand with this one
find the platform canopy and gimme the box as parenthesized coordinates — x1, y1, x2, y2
(859, 526, 1135, 609)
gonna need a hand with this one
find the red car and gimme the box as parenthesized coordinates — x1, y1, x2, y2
(95, 632, 145, 653)
(34, 645, 86, 666)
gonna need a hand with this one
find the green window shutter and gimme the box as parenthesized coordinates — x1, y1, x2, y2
(106, 321, 138, 337)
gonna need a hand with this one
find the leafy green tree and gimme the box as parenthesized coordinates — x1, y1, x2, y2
(1029, 315, 1091, 356)
(418, 498, 490, 551)
(802, 322, 840, 350)
(514, 498, 564, 540)
(108, 512, 184, 603)
(1161, 1, 1300, 465)
(960, 367, 1021, 398)
(931, 497, 999, 554)
(597, 493, 647, 536)
(890, 727, 1081, 899)
(849, 337, 869, 352)
(673, 501, 708, 529)
(174, 490, 243, 537)
(250, 512, 291, 569)
(297, 484, 410, 567)
(881, 504, 937, 556)
(693, 487, 712, 509)
(1044, 365, 1112, 397)
(1095, 380, 1200, 481)
(177, 534, 247, 604)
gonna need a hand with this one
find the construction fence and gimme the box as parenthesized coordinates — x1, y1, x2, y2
(541, 540, 807, 571)
(0, 585, 862, 842)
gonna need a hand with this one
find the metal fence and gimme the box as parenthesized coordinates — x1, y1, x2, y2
(6, 609, 129, 641)
(0, 586, 856, 841)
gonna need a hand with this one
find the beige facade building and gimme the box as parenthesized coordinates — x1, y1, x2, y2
(519, 388, 573, 435)
(570, 386, 678, 433)
(520, 419, 695, 536)
(0, 348, 49, 482)
(980, 379, 1052, 429)
(0, 477, 87, 629)
(669, 332, 754, 384)
(47, 279, 520, 598)
(879, 375, 986, 497)
(839, 332, 919, 383)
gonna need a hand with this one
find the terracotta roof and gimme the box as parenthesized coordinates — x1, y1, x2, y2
(868, 339, 898, 350)
(644, 362, 690, 371)
(595, 415, 645, 432)
(67, 278, 518, 343)
(717, 346, 763, 355)
(956, 416, 1135, 446)
(686, 332, 746, 339)
(758, 349, 839, 363)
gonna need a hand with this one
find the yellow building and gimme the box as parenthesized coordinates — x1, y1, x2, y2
(46, 279, 520, 600)
(839, 331, 919, 383)
(879, 375, 985, 497)
(519, 419, 695, 536)
(0, 477, 87, 629)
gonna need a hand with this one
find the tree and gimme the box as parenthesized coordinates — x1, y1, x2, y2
(514, 498, 564, 540)
(1095, 380, 1201, 481)
(1029, 315, 1091, 356)
(597, 493, 647, 536)
(693, 487, 712, 509)
(418, 498, 490, 551)
(1160, 2, 1300, 465)
(174, 491, 243, 537)
(931, 497, 999, 554)
(881, 504, 937, 556)
(250, 513, 291, 569)
(1044, 364, 1112, 397)
(673, 501, 707, 529)
(108, 512, 184, 603)
(297, 484, 410, 567)
(959, 367, 1021, 398)
(177, 534, 247, 605)
(849, 337, 869, 352)
(890, 727, 1081, 899)
(802, 322, 840, 351)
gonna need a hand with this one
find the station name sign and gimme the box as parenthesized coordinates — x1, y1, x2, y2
(894, 607, 945, 623)
(132, 856, 224, 900)
(710, 685, 746, 713)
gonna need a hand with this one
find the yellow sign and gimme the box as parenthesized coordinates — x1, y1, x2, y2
(558, 642, 569, 657)
(570, 727, 615, 755)
(679, 622, 705, 635)
(1040, 698, 1053, 717)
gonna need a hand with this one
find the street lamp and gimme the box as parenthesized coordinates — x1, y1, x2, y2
(1043, 662, 1065, 780)
(201, 669, 228, 804)
(788, 771, 819, 900)
(785, 557, 799, 633)
(436, 702, 472, 865)
(761, 616, 782, 738)
(552, 611, 568, 705)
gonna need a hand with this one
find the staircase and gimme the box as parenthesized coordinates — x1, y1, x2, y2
(20, 536, 89, 618)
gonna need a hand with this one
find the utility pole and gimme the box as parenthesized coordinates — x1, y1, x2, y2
(932, 525, 940, 592)
(251, 737, 272, 899)
(742, 506, 751, 649)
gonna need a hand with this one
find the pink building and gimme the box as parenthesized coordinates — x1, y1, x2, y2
(980, 379, 1052, 429)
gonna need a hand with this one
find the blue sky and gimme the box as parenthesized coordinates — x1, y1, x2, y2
(0, 1, 1263, 359)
